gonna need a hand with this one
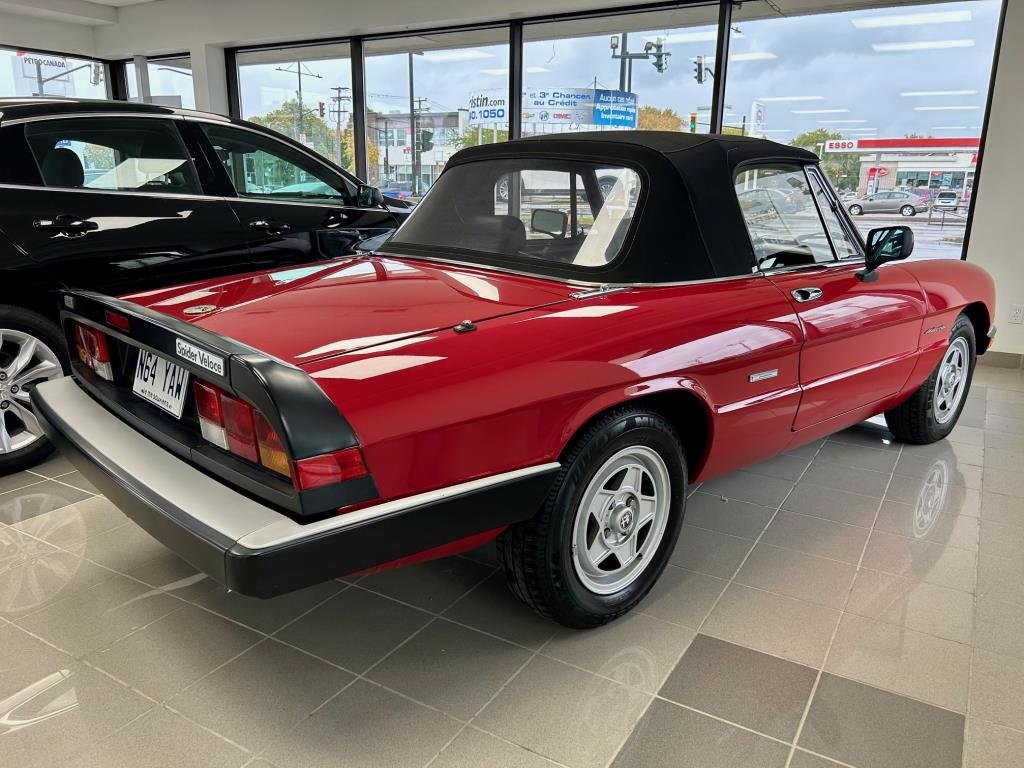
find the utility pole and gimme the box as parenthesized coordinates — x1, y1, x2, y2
(407, 53, 419, 196)
(276, 61, 322, 140)
(330, 86, 351, 167)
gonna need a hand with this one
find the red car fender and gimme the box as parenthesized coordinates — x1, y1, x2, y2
(556, 374, 717, 476)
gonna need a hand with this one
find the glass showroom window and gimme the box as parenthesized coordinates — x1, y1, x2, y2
(126, 56, 196, 109)
(522, 3, 719, 138)
(364, 27, 510, 198)
(237, 43, 355, 173)
(0, 46, 106, 98)
(724, 0, 1001, 259)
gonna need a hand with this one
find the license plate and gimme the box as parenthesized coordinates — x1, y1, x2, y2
(132, 349, 190, 418)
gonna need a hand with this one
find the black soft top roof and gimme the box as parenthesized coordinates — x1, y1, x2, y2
(441, 131, 820, 283)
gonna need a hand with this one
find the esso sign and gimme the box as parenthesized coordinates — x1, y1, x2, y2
(824, 139, 859, 153)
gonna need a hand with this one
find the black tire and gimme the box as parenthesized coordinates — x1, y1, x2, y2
(0, 305, 70, 475)
(901, 205, 916, 217)
(497, 406, 687, 628)
(885, 313, 976, 444)
(849, 204, 863, 216)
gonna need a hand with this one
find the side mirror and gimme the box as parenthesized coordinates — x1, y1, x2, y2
(859, 225, 914, 281)
(530, 208, 568, 238)
(357, 184, 385, 208)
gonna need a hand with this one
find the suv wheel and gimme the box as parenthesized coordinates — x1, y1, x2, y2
(0, 307, 69, 474)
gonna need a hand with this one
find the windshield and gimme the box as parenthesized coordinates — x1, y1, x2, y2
(386, 158, 641, 270)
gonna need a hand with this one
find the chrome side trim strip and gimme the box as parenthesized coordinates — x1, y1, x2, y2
(237, 462, 563, 551)
(0, 181, 225, 202)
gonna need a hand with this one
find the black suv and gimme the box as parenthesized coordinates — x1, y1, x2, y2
(0, 98, 409, 473)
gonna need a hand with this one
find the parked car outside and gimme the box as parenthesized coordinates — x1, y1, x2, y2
(33, 132, 995, 628)
(847, 189, 927, 216)
(0, 97, 410, 473)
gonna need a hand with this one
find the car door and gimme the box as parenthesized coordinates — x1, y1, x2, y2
(735, 163, 927, 432)
(0, 114, 251, 296)
(194, 121, 401, 264)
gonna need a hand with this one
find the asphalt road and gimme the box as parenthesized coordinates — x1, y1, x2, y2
(850, 211, 967, 260)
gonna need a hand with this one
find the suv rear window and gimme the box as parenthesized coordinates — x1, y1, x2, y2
(24, 117, 201, 195)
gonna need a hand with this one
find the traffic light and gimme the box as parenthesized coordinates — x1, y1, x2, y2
(317, 101, 326, 118)
(689, 112, 698, 133)
(417, 129, 434, 152)
(693, 55, 705, 85)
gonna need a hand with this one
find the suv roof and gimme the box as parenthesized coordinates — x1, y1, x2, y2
(0, 97, 231, 124)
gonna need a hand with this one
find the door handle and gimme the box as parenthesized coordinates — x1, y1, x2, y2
(791, 287, 823, 303)
(33, 216, 98, 235)
(249, 219, 291, 233)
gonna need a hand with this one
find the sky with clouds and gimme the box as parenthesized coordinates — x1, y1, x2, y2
(237, 0, 1001, 143)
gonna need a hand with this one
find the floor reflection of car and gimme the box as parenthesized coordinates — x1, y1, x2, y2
(0, 97, 410, 474)
(848, 190, 928, 217)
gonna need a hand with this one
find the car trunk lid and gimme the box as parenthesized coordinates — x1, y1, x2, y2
(123, 256, 578, 366)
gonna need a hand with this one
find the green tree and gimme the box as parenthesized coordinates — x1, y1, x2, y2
(791, 128, 860, 192)
(249, 99, 352, 171)
(453, 125, 510, 150)
(636, 105, 684, 132)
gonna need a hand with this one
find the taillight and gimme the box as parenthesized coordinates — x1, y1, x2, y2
(74, 323, 113, 381)
(254, 411, 290, 477)
(193, 381, 289, 476)
(292, 446, 369, 492)
(193, 381, 228, 449)
(191, 380, 369, 492)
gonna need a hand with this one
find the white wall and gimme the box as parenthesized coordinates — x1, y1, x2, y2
(965, 0, 1023, 356)
(0, 10, 96, 56)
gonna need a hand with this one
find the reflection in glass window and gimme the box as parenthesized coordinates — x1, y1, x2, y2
(126, 57, 195, 109)
(237, 44, 355, 173)
(522, 4, 719, 138)
(0, 46, 106, 99)
(364, 28, 510, 199)
(25, 117, 201, 194)
(389, 159, 640, 268)
(200, 123, 354, 202)
(735, 166, 836, 270)
(724, 0, 1001, 259)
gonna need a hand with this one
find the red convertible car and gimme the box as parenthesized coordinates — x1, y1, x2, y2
(31, 132, 995, 627)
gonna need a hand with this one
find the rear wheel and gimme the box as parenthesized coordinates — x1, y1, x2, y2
(0, 307, 68, 474)
(901, 205, 916, 217)
(498, 406, 686, 628)
(885, 313, 975, 444)
(848, 204, 863, 216)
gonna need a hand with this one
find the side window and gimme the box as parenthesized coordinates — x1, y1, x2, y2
(806, 169, 861, 260)
(200, 124, 355, 204)
(24, 117, 201, 194)
(734, 165, 836, 271)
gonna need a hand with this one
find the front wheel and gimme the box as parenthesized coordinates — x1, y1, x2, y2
(901, 205, 916, 217)
(498, 406, 686, 628)
(849, 204, 863, 216)
(885, 314, 975, 444)
(0, 306, 69, 474)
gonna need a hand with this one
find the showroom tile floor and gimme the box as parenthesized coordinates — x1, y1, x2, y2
(2, 365, 1024, 767)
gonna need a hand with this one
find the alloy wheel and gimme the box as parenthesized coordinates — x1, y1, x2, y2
(934, 337, 970, 425)
(571, 446, 671, 595)
(0, 329, 63, 455)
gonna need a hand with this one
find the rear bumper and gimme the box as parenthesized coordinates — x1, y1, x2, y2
(32, 377, 559, 598)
